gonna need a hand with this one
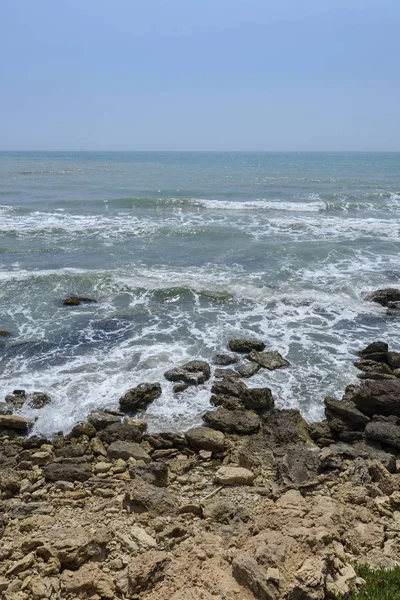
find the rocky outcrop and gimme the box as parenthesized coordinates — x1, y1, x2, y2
(365, 288, 400, 307)
(164, 361, 211, 385)
(119, 382, 162, 412)
(185, 426, 226, 452)
(247, 350, 290, 370)
(203, 407, 261, 434)
(228, 338, 266, 353)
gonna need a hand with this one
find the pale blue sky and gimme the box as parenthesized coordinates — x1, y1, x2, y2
(1, 0, 399, 150)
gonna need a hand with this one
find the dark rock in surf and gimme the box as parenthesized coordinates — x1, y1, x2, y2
(211, 376, 247, 398)
(164, 360, 210, 385)
(365, 288, 400, 307)
(210, 395, 245, 411)
(173, 383, 189, 393)
(214, 368, 240, 379)
(0, 330, 11, 337)
(353, 359, 393, 376)
(228, 338, 266, 353)
(242, 388, 275, 410)
(212, 353, 238, 366)
(99, 422, 143, 444)
(324, 396, 370, 431)
(357, 341, 389, 359)
(247, 350, 290, 370)
(28, 392, 52, 409)
(119, 383, 162, 413)
(87, 411, 121, 430)
(347, 379, 400, 417)
(63, 296, 97, 306)
(235, 362, 261, 378)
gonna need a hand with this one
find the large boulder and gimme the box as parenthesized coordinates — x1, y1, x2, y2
(228, 338, 266, 353)
(263, 409, 312, 447)
(247, 350, 290, 370)
(324, 397, 370, 432)
(365, 288, 400, 307)
(107, 440, 151, 462)
(357, 341, 389, 362)
(203, 408, 261, 434)
(43, 461, 92, 482)
(0, 415, 34, 432)
(99, 421, 143, 444)
(211, 376, 247, 398)
(242, 388, 275, 410)
(212, 353, 238, 366)
(185, 426, 226, 452)
(348, 379, 400, 417)
(235, 362, 261, 378)
(119, 383, 161, 412)
(87, 411, 121, 430)
(353, 359, 393, 376)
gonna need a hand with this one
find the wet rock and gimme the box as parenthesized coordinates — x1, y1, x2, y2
(4, 390, 27, 409)
(165, 360, 210, 385)
(212, 353, 238, 365)
(247, 350, 290, 370)
(0, 330, 11, 337)
(70, 421, 96, 438)
(0, 415, 34, 432)
(210, 394, 245, 410)
(365, 421, 400, 450)
(242, 388, 275, 410)
(211, 376, 247, 398)
(235, 361, 261, 378)
(185, 426, 226, 452)
(0, 403, 12, 415)
(173, 383, 189, 393)
(354, 359, 393, 375)
(349, 379, 400, 417)
(232, 554, 277, 600)
(43, 461, 92, 482)
(127, 550, 170, 594)
(228, 338, 266, 353)
(203, 407, 261, 434)
(214, 466, 255, 485)
(63, 296, 97, 306)
(119, 382, 162, 412)
(107, 440, 151, 462)
(129, 461, 169, 487)
(358, 341, 389, 360)
(214, 368, 240, 379)
(388, 352, 400, 371)
(365, 288, 400, 307)
(28, 392, 52, 409)
(124, 480, 178, 515)
(87, 411, 121, 430)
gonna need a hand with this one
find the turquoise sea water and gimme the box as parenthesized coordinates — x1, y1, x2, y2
(0, 151, 399, 435)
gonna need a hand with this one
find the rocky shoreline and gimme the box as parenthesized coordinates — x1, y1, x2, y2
(2, 329, 400, 598)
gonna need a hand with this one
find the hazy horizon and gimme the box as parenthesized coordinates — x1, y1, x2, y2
(1, 0, 400, 152)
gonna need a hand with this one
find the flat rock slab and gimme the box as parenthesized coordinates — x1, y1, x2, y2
(203, 407, 261, 434)
(0, 415, 35, 431)
(214, 466, 255, 485)
(247, 350, 290, 370)
(228, 338, 266, 353)
(185, 426, 226, 452)
(107, 440, 151, 462)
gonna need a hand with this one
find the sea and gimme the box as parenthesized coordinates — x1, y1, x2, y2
(0, 151, 399, 437)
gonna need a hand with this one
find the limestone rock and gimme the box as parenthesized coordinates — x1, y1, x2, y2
(127, 550, 170, 593)
(119, 382, 162, 412)
(228, 338, 266, 353)
(0, 415, 34, 431)
(185, 426, 226, 452)
(0, 468, 20, 493)
(242, 387, 275, 410)
(349, 379, 400, 417)
(165, 361, 210, 385)
(99, 421, 143, 444)
(49, 526, 111, 568)
(365, 421, 400, 450)
(214, 466, 255, 485)
(211, 376, 247, 398)
(61, 563, 115, 599)
(210, 394, 245, 411)
(247, 350, 290, 370)
(70, 421, 96, 438)
(232, 554, 277, 600)
(87, 411, 121, 430)
(43, 461, 92, 482)
(129, 461, 169, 487)
(324, 396, 370, 428)
(203, 407, 261, 434)
(354, 359, 393, 375)
(107, 440, 151, 462)
(358, 340, 389, 358)
(124, 480, 178, 515)
(6, 552, 35, 575)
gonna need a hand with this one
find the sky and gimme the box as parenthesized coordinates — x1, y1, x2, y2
(0, 0, 399, 151)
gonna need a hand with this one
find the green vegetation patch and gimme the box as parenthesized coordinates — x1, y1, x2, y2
(344, 566, 400, 600)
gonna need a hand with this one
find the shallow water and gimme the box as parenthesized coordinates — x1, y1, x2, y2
(0, 151, 399, 436)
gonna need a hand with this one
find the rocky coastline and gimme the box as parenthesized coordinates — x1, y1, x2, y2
(2, 305, 400, 598)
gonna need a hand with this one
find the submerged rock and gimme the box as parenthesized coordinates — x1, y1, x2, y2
(63, 296, 97, 306)
(228, 338, 266, 353)
(119, 382, 162, 412)
(365, 288, 400, 307)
